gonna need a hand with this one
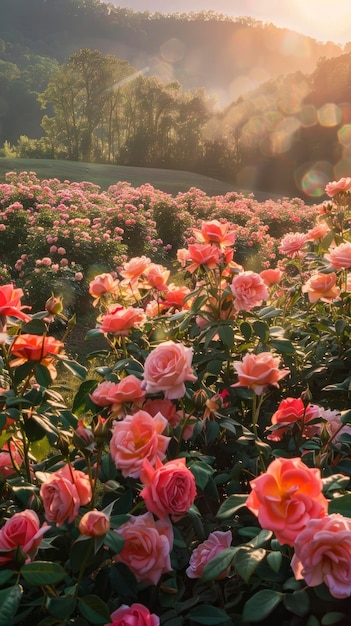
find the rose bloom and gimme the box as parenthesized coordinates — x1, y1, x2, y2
(324, 241, 351, 270)
(267, 397, 321, 441)
(90, 380, 119, 407)
(176, 248, 190, 267)
(305, 221, 330, 241)
(110, 410, 170, 479)
(325, 176, 351, 197)
(107, 603, 160, 626)
(107, 374, 146, 413)
(113, 512, 173, 586)
(259, 268, 283, 286)
(319, 407, 351, 443)
(186, 530, 232, 579)
(230, 271, 269, 312)
(0, 283, 31, 321)
(161, 283, 192, 310)
(120, 256, 151, 284)
(143, 398, 181, 429)
(89, 273, 120, 305)
(302, 272, 340, 303)
(79, 510, 110, 537)
(143, 340, 197, 400)
(140, 457, 196, 520)
(233, 352, 290, 395)
(186, 243, 221, 273)
(278, 232, 308, 258)
(246, 457, 328, 546)
(10, 334, 64, 378)
(192, 219, 236, 248)
(291, 514, 351, 599)
(0, 510, 48, 566)
(99, 305, 146, 336)
(145, 263, 170, 291)
(0, 441, 23, 477)
(40, 463, 92, 526)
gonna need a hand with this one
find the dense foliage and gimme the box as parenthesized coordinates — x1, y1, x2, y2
(1, 172, 351, 624)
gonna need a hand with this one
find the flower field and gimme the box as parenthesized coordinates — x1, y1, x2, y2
(0, 170, 351, 625)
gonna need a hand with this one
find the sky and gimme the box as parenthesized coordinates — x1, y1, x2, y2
(105, 0, 351, 45)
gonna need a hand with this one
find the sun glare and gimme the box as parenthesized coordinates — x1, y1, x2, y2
(290, 0, 351, 42)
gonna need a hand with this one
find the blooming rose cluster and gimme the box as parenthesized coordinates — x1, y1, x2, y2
(40, 463, 92, 526)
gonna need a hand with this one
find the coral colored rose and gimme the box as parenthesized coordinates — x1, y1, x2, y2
(186, 243, 221, 273)
(107, 375, 146, 412)
(99, 306, 146, 336)
(305, 221, 330, 241)
(145, 264, 170, 291)
(0, 441, 22, 477)
(108, 603, 160, 626)
(113, 511, 173, 586)
(259, 268, 283, 286)
(0, 510, 48, 566)
(140, 457, 196, 520)
(325, 176, 351, 197)
(89, 273, 120, 305)
(193, 219, 236, 247)
(110, 410, 170, 479)
(162, 284, 192, 310)
(278, 232, 308, 258)
(230, 271, 269, 312)
(143, 340, 197, 400)
(10, 334, 64, 364)
(291, 514, 351, 598)
(267, 397, 321, 441)
(233, 352, 290, 395)
(302, 272, 340, 303)
(324, 242, 351, 270)
(90, 381, 119, 407)
(0, 283, 31, 321)
(79, 510, 110, 537)
(120, 256, 151, 283)
(246, 457, 328, 546)
(143, 398, 181, 428)
(176, 248, 190, 267)
(40, 464, 92, 526)
(186, 530, 232, 579)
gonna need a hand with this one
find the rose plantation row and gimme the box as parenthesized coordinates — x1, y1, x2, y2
(0, 170, 351, 625)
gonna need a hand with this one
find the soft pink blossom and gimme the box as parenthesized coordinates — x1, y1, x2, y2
(230, 271, 268, 312)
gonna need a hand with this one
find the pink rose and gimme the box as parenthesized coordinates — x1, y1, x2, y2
(325, 176, 351, 197)
(107, 375, 146, 413)
(120, 256, 151, 284)
(278, 232, 308, 258)
(0, 283, 31, 321)
(89, 272, 120, 304)
(145, 263, 170, 291)
(186, 530, 232, 579)
(305, 221, 330, 241)
(112, 512, 173, 586)
(291, 514, 351, 598)
(0, 510, 48, 565)
(108, 603, 160, 626)
(246, 457, 328, 546)
(186, 243, 221, 273)
(230, 271, 268, 312)
(110, 410, 170, 479)
(233, 351, 290, 395)
(267, 397, 321, 441)
(259, 268, 283, 286)
(140, 457, 196, 520)
(143, 398, 182, 428)
(40, 463, 92, 526)
(162, 283, 192, 310)
(79, 510, 110, 537)
(324, 242, 351, 270)
(100, 306, 146, 336)
(302, 272, 340, 303)
(192, 220, 236, 247)
(0, 441, 22, 478)
(90, 381, 119, 407)
(143, 340, 197, 400)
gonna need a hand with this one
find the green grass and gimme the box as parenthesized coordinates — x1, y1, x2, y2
(0, 157, 240, 196)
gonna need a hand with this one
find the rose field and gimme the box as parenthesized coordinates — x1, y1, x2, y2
(2, 170, 351, 625)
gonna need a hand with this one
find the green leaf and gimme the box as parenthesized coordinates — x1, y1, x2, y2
(253, 320, 270, 342)
(269, 338, 296, 354)
(240, 321, 252, 341)
(201, 547, 236, 582)
(234, 547, 266, 583)
(248, 529, 273, 548)
(267, 551, 282, 573)
(78, 595, 111, 624)
(283, 589, 311, 617)
(187, 605, 232, 625)
(216, 494, 248, 519)
(55, 354, 87, 380)
(0, 585, 23, 626)
(104, 529, 124, 554)
(242, 589, 282, 622)
(45, 595, 76, 620)
(21, 319, 48, 335)
(72, 379, 98, 415)
(321, 613, 346, 625)
(328, 494, 351, 517)
(20, 561, 66, 585)
(0, 570, 16, 586)
(35, 363, 52, 387)
(218, 324, 234, 348)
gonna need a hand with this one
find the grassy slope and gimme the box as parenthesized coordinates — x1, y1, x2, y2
(0, 157, 281, 200)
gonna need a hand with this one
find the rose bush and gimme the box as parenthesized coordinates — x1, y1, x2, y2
(0, 172, 351, 624)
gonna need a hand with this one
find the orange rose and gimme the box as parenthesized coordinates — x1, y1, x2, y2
(305, 221, 330, 241)
(112, 512, 173, 586)
(110, 410, 170, 479)
(10, 334, 64, 378)
(302, 272, 340, 303)
(99, 305, 146, 336)
(162, 283, 192, 310)
(192, 219, 236, 247)
(0, 283, 31, 321)
(140, 457, 196, 520)
(120, 256, 151, 284)
(231, 271, 268, 312)
(79, 510, 110, 537)
(324, 242, 351, 270)
(186, 243, 221, 273)
(246, 457, 328, 546)
(292, 514, 351, 598)
(233, 351, 289, 395)
(259, 268, 283, 286)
